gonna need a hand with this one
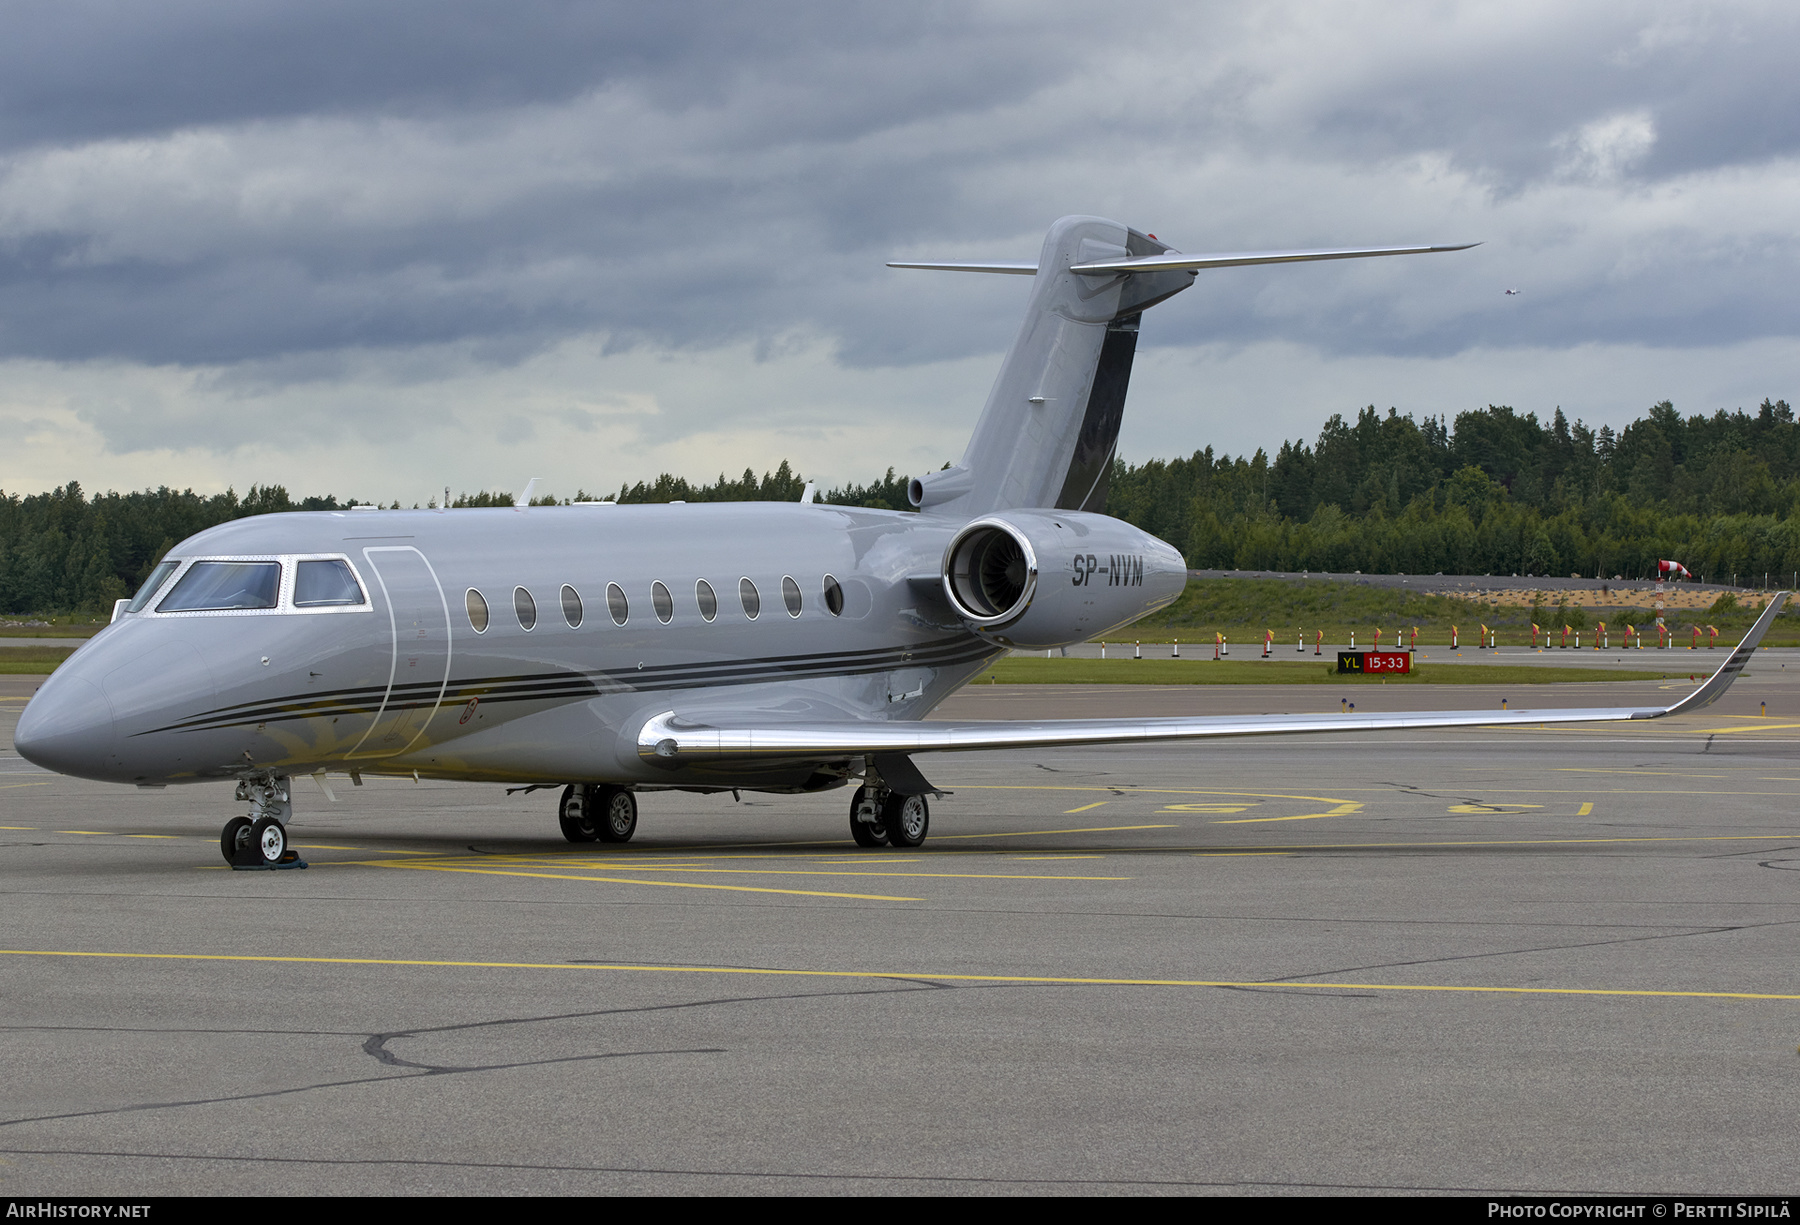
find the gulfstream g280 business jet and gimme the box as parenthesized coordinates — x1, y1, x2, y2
(15, 216, 1784, 865)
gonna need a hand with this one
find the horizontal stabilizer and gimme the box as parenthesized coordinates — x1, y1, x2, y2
(885, 261, 1038, 275)
(639, 594, 1784, 764)
(887, 244, 1479, 279)
(1068, 243, 1480, 275)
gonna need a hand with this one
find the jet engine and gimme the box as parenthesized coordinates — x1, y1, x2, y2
(940, 510, 1186, 649)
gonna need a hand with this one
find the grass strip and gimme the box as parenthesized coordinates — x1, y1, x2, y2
(0, 647, 77, 674)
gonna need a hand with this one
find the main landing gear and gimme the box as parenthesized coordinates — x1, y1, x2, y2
(559, 784, 638, 844)
(220, 773, 306, 869)
(848, 784, 929, 849)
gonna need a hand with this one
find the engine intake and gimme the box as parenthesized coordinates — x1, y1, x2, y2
(944, 518, 1037, 628)
(938, 510, 1187, 649)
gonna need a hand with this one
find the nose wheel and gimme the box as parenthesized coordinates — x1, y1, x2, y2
(221, 773, 307, 868)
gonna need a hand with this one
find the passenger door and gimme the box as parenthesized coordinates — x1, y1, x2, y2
(348, 546, 452, 759)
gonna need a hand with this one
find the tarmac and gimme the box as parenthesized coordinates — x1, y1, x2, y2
(1, 663, 1797, 1195)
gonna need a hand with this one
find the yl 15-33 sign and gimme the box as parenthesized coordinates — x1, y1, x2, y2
(1337, 651, 1411, 674)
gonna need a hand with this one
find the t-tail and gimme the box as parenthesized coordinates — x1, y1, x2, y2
(891, 215, 1476, 517)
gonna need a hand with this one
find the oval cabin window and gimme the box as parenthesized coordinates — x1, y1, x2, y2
(696, 579, 718, 622)
(514, 586, 536, 631)
(607, 582, 629, 626)
(822, 575, 844, 616)
(781, 575, 802, 617)
(466, 588, 489, 633)
(561, 584, 583, 628)
(739, 578, 760, 620)
(652, 581, 674, 624)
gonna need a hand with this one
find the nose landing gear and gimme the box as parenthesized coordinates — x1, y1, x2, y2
(221, 773, 307, 869)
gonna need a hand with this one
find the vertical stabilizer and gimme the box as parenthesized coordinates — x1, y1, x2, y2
(907, 216, 1194, 516)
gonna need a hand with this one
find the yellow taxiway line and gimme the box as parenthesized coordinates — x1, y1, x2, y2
(0, 948, 1794, 1003)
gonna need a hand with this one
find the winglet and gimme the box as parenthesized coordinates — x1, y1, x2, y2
(1652, 592, 1786, 717)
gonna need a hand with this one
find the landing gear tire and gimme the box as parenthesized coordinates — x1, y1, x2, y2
(595, 786, 637, 843)
(882, 793, 929, 848)
(250, 816, 287, 865)
(849, 785, 889, 848)
(558, 784, 599, 843)
(220, 816, 254, 865)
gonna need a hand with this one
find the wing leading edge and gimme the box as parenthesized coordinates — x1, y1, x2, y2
(638, 594, 1786, 765)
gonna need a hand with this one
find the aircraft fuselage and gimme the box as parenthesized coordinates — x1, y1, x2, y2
(18, 502, 1184, 793)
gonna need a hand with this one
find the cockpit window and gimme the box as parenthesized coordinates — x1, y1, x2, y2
(157, 561, 281, 612)
(293, 559, 365, 607)
(125, 561, 181, 613)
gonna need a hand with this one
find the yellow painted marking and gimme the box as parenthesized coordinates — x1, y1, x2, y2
(930, 824, 1177, 840)
(1159, 804, 1251, 813)
(1555, 769, 1723, 777)
(1192, 852, 1293, 858)
(125, 834, 179, 839)
(1267, 835, 1788, 850)
(1012, 855, 1103, 861)
(1577, 802, 1594, 816)
(1446, 804, 1543, 814)
(56, 830, 112, 835)
(1063, 802, 1108, 814)
(1215, 802, 1363, 825)
(1, 949, 1794, 1002)
(358, 860, 920, 902)
(0, 782, 52, 791)
(1687, 722, 1800, 735)
(416, 860, 1129, 883)
(0, 825, 38, 830)
(966, 785, 1358, 804)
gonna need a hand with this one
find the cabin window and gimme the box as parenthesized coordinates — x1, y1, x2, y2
(466, 588, 489, 632)
(126, 561, 180, 613)
(781, 575, 802, 617)
(822, 574, 844, 616)
(294, 559, 364, 607)
(607, 582, 629, 626)
(514, 586, 537, 631)
(157, 561, 281, 612)
(652, 581, 674, 624)
(561, 584, 583, 628)
(696, 579, 718, 622)
(739, 578, 760, 619)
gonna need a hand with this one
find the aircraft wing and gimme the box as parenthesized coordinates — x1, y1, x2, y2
(639, 594, 1784, 767)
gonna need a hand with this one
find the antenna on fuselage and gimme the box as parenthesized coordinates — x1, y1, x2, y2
(514, 477, 542, 510)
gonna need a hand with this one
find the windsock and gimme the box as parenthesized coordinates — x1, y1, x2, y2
(1657, 559, 1692, 580)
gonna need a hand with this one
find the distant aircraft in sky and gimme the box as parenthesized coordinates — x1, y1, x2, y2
(1504, 288, 1521, 295)
(15, 217, 1783, 864)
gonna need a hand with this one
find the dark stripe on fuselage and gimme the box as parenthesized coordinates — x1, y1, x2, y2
(136, 634, 1000, 736)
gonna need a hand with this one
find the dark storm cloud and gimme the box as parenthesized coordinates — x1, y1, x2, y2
(0, 1, 1031, 150)
(0, 1, 1797, 376)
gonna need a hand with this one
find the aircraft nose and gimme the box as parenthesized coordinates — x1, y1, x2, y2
(14, 675, 117, 778)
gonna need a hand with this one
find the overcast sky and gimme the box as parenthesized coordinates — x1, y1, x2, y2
(3, 1, 1798, 502)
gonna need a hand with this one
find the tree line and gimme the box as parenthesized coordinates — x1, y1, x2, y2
(1108, 399, 1800, 584)
(4, 399, 1797, 614)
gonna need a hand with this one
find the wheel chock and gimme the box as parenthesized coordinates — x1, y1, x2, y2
(229, 854, 309, 871)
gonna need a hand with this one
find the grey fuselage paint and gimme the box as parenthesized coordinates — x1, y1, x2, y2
(19, 502, 1183, 791)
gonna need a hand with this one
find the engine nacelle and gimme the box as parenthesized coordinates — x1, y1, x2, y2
(940, 510, 1187, 649)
